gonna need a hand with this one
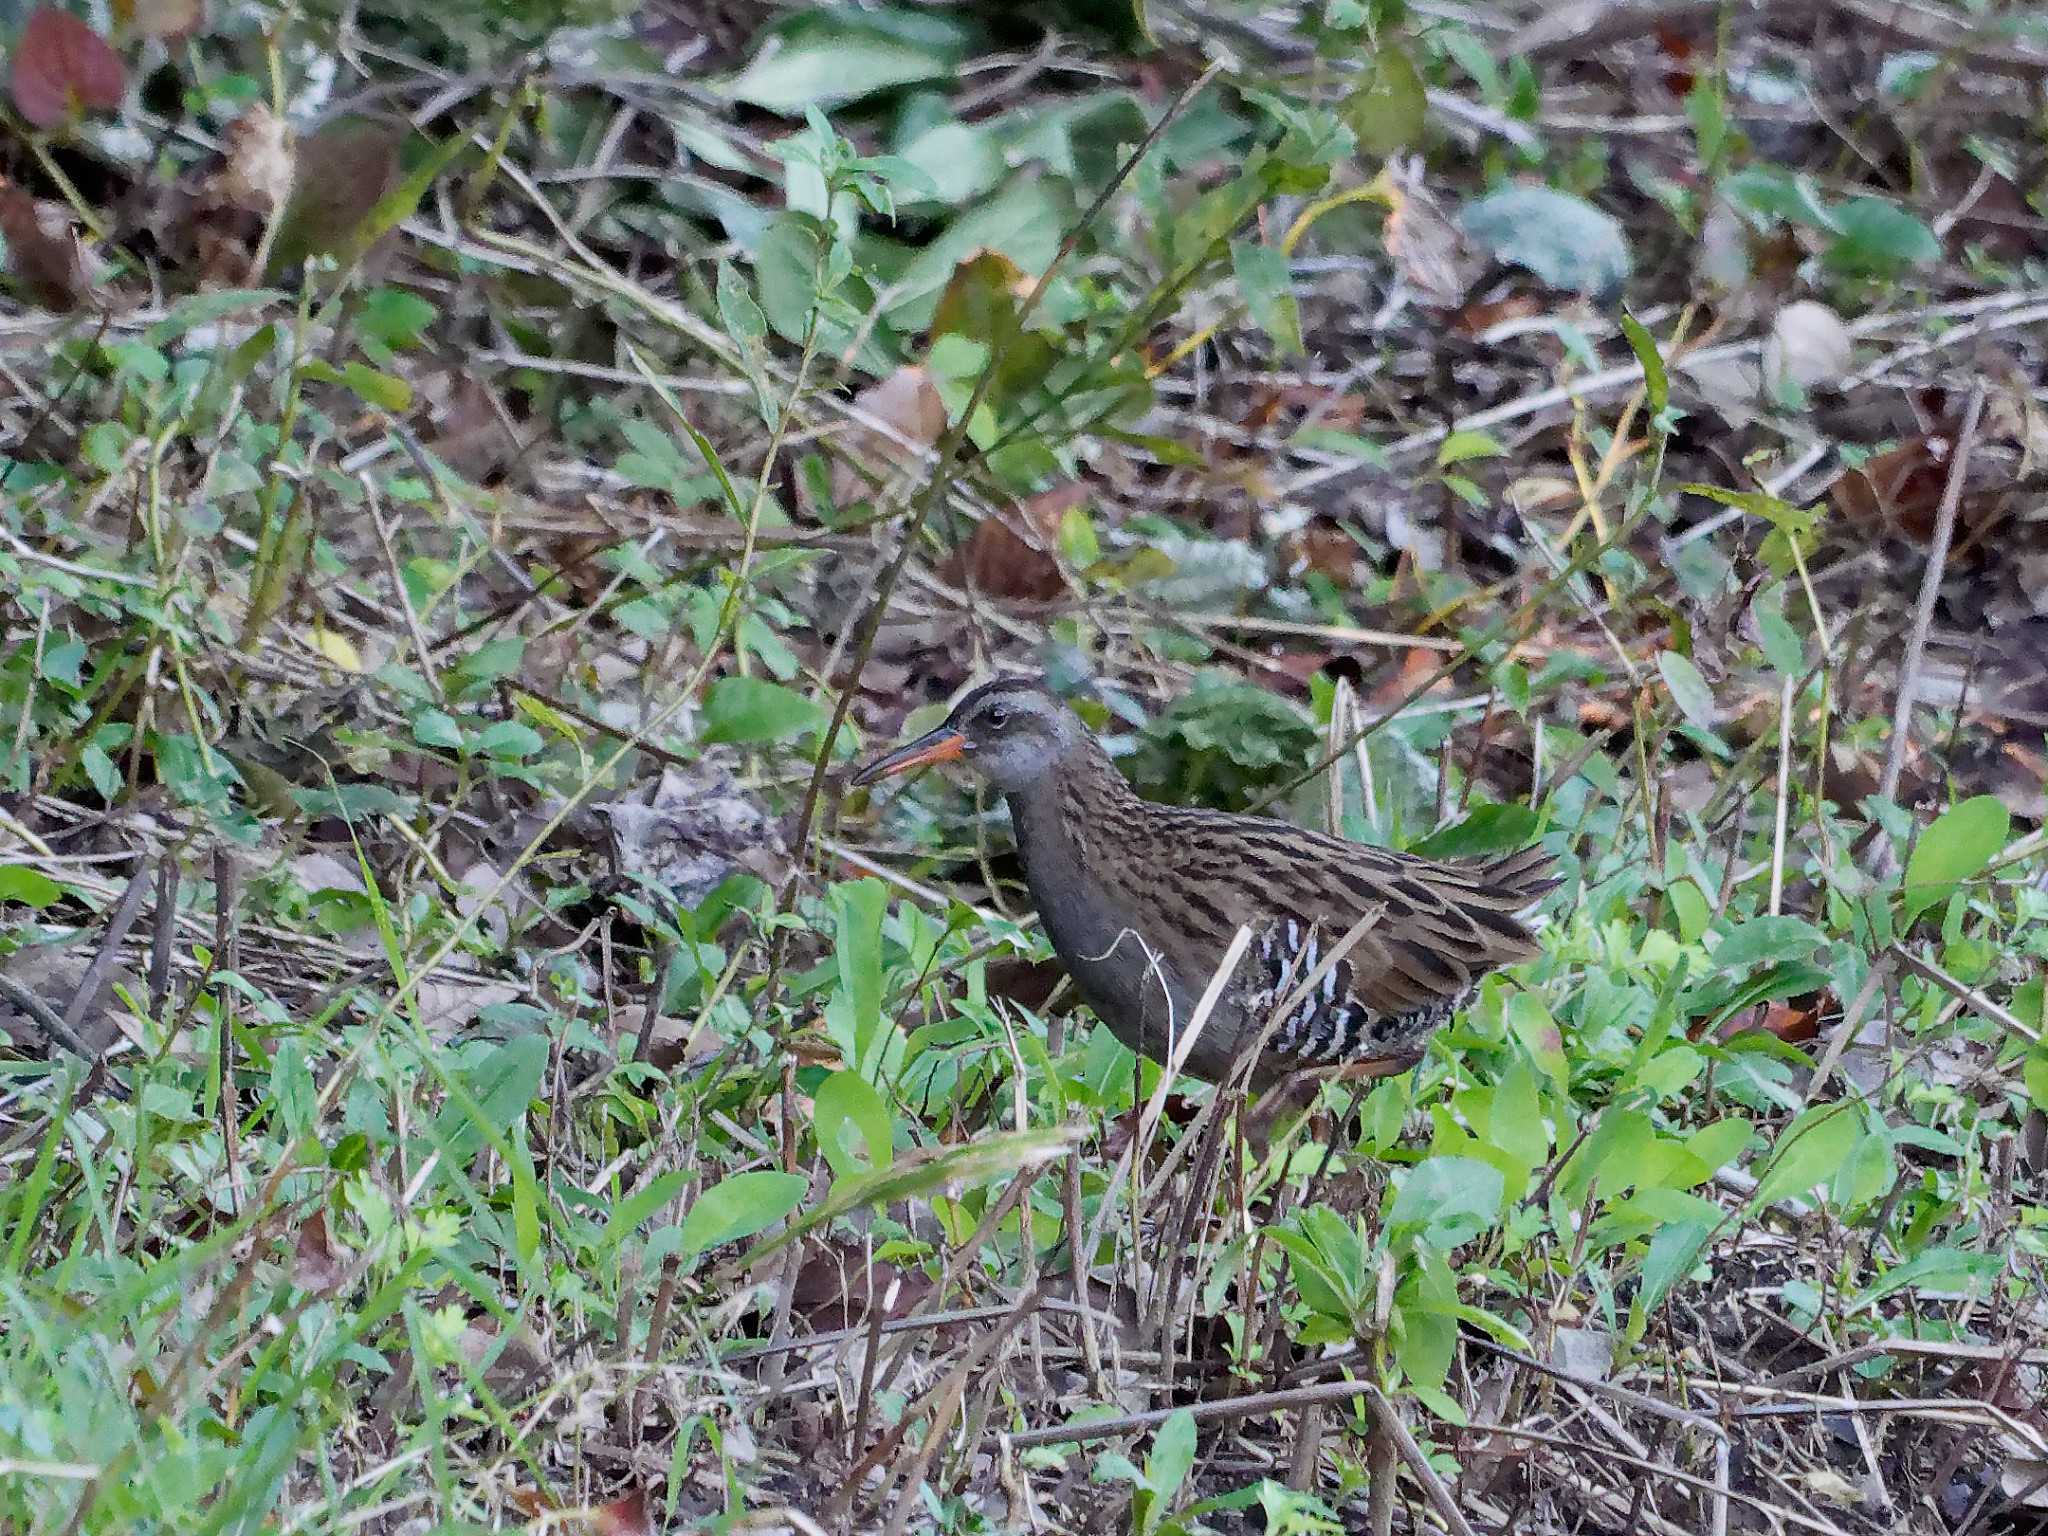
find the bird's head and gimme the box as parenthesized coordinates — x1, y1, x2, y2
(851, 676, 1084, 793)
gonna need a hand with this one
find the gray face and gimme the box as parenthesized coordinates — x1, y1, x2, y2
(947, 681, 1081, 792)
(851, 678, 1087, 795)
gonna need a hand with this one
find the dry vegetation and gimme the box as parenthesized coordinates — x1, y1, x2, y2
(2, 1, 2047, 1533)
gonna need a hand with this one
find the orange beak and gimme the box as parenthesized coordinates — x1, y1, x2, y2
(850, 727, 968, 787)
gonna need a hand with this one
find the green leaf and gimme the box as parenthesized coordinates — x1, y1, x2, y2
(1751, 1104, 1859, 1209)
(1656, 650, 1718, 733)
(1341, 44, 1426, 156)
(1146, 1410, 1197, 1508)
(1752, 584, 1805, 676)
(719, 11, 965, 113)
(358, 288, 436, 347)
(702, 677, 823, 745)
(1721, 166, 1835, 229)
(603, 1170, 691, 1250)
(1484, 1054, 1550, 1176)
(1823, 198, 1940, 277)
(831, 879, 891, 1071)
(1229, 239, 1304, 358)
(474, 720, 542, 760)
(716, 258, 780, 431)
(1638, 1218, 1714, 1312)
(1847, 1245, 2000, 1312)
(1436, 429, 1505, 468)
(1410, 803, 1538, 859)
(81, 743, 119, 802)
(0, 866, 63, 907)
(1459, 186, 1631, 300)
(754, 212, 832, 348)
(1507, 991, 1568, 1094)
(1269, 1226, 1358, 1327)
(341, 361, 412, 412)
(1619, 311, 1667, 415)
(1901, 795, 2009, 923)
(413, 709, 464, 751)
(432, 1035, 548, 1167)
(1387, 1156, 1504, 1249)
(814, 1069, 894, 1179)
(1666, 878, 1710, 944)
(679, 1169, 807, 1261)
(737, 1125, 1081, 1269)
(1684, 1118, 1753, 1178)
(508, 1125, 541, 1265)
(1713, 915, 1826, 973)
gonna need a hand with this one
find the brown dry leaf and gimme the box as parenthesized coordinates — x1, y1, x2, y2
(423, 375, 520, 483)
(1243, 384, 1367, 433)
(829, 365, 947, 508)
(1262, 649, 1342, 695)
(1454, 291, 1542, 334)
(938, 481, 1086, 604)
(1654, 22, 1701, 95)
(587, 1490, 654, 1536)
(1721, 996, 1824, 1044)
(1368, 645, 1449, 710)
(10, 7, 125, 129)
(0, 178, 95, 310)
(273, 119, 403, 267)
(931, 246, 1032, 343)
(292, 1209, 348, 1296)
(118, 0, 205, 41)
(984, 954, 1071, 1015)
(790, 1240, 935, 1333)
(1279, 523, 1358, 588)
(1830, 436, 1952, 541)
(1381, 156, 1478, 307)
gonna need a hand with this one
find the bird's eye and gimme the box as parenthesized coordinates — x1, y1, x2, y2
(984, 703, 1009, 730)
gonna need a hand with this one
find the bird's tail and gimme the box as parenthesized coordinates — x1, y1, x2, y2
(1481, 843, 1564, 914)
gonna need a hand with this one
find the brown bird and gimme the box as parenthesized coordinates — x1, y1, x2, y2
(852, 678, 1558, 1088)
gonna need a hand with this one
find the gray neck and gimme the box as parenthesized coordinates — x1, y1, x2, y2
(1004, 775, 1077, 902)
(1004, 761, 1188, 1061)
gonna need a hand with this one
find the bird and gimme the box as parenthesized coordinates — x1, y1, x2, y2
(851, 677, 1559, 1089)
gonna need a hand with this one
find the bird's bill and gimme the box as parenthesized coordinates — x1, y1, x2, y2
(851, 728, 968, 786)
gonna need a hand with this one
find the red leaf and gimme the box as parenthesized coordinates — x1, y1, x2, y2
(11, 7, 125, 128)
(590, 1489, 653, 1536)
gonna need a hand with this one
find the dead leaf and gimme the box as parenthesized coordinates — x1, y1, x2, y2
(1454, 291, 1542, 334)
(937, 482, 1086, 604)
(1763, 300, 1852, 397)
(10, 8, 125, 128)
(600, 760, 792, 910)
(1721, 995, 1824, 1044)
(214, 103, 294, 217)
(1279, 523, 1358, 587)
(0, 178, 95, 310)
(292, 1209, 348, 1296)
(790, 1240, 934, 1334)
(587, 1490, 654, 1536)
(272, 119, 403, 268)
(829, 365, 947, 508)
(119, 0, 205, 41)
(1382, 156, 1478, 307)
(1830, 436, 1951, 541)
(1654, 22, 1700, 95)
